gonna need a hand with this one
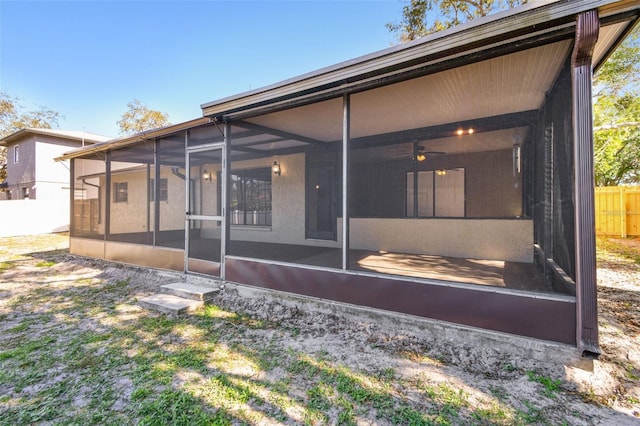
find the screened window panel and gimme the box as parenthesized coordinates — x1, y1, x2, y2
(418, 171, 434, 217)
(108, 144, 155, 244)
(227, 98, 343, 269)
(156, 134, 186, 249)
(434, 169, 465, 217)
(72, 156, 105, 239)
(406, 172, 414, 217)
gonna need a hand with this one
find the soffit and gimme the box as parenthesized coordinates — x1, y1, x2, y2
(593, 21, 632, 66)
(244, 40, 571, 144)
(350, 41, 571, 139)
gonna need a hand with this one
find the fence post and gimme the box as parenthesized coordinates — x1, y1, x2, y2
(620, 187, 627, 238)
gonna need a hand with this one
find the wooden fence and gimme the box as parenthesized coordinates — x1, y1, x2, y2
(594, 186, 640, 237)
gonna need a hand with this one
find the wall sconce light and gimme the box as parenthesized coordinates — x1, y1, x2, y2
(436, 169, 447, 176)
(272, 161, 281, 176)
(203, 170, 211, 181)
(416, 146, 426, 162)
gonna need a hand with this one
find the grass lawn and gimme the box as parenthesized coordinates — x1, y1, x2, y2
(0, 233, 639, 425)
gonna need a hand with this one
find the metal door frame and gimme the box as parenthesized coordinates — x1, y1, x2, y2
(185, 142, 225, 277)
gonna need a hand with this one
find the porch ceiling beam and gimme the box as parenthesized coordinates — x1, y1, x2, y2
(228, 152, 270, 163)
(234, 121, 325, 146)
(238, 109, 539, 158)
(350, 110, 539, 150)
(111, 157, 154, 165)
(209, 128, 264, 144)
(229, 145, 264, 154)
(231, 136, 288, 148)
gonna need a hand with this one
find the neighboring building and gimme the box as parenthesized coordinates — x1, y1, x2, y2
(0, 129, 111, 201)
(58, 0, 640, 357)
(0, 129, 111, 237)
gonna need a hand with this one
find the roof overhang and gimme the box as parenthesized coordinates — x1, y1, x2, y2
(201, 0, 640, 121)
(0, 128, 110, 147)
(56, 116, 211, 161)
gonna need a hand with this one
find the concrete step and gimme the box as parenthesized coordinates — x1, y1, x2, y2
(160, 282, 221, 302)
(139, 294, 203, 317)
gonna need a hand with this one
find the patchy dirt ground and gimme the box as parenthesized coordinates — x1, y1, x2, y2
(0, 234, 639, 425)
(592, 237, 640, 416)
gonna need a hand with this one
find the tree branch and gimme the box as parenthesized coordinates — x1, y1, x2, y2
(593, 122, 640, 132)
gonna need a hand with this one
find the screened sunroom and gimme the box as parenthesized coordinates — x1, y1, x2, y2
(62, 0, 640, 355)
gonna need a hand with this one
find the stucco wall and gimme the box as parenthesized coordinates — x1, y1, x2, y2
(4, 137, 36, 199)
(35, 141, 75, 199)
(229, 153, 341, 248)
(159, 167, 187, 231)
(110, 170, 151, 234)
(4, 135, 87, 200)
(349, 218, 533, 263)
(108, 166, 187, 234)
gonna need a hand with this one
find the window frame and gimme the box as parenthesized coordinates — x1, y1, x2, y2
(13, 145, 19, 163)
(406, 168, 466, 218)
(113, 182, 128, 203)
(149, 178, 168, 202)
(223, 167, 272, 227)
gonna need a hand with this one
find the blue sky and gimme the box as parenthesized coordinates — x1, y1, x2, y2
(0, 0, 404, 137)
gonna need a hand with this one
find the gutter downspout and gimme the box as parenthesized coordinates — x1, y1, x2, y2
(571, 10, 601, 359)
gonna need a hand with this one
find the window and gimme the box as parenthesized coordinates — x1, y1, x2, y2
(113, 182, 128, 203)
(150, 178, 168, 202)
(228, 168, 272, 226)
(406, 168, 465, 217)
(14, 146, 19, 163)
(22, 187, 29, 199)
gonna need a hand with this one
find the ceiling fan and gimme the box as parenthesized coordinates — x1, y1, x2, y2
(415, 146, 446, 162)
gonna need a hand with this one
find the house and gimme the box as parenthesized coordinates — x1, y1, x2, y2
(0, 129, 110, 236)
(0, 128, 110, 200)
(57, 0, 640, 357)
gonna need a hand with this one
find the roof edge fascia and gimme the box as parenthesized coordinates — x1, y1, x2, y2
(55, 116, 211, 161)
(0, 128, 108, 146)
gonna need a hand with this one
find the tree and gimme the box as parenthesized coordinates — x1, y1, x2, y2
(593, 26, 640, 186)
(0, 92, 62, 181)
(386, 0, 527, 42)
(117, 99, 170, 135)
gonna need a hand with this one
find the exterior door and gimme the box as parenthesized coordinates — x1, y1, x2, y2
(306, 165, 337, 240)
(186, 145, 224, 276)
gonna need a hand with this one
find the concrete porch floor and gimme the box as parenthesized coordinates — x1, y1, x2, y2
(185, 238, 554, 294)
